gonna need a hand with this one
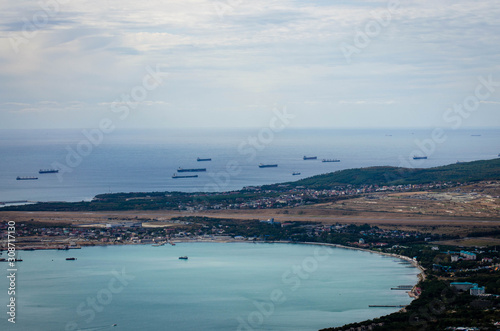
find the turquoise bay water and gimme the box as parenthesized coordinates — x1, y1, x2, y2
(0, 243, 420, 331)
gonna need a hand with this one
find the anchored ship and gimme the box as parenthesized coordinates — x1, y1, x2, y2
(16, 176, 38, 180)
(259, 164, 278, 168)
(197, 157, 212, 162)
(292, 172, 301, 176)
(322, 159, 340, 162)
(412, 156, 428, 160)
(172, 174, 198, 179)
(177, 168, 206, 172)
(303, 156, 317, 160)
(39, 169, 59, 174)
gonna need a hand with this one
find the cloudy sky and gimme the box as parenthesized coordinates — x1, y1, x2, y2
(1, 0, 499, 129)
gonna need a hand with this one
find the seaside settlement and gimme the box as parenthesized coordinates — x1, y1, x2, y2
(1, 171, 499, 330)
(1, 213, 500, 330)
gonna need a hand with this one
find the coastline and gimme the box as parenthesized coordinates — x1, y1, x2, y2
(299, 241, 426, 281)
(2, 238, 423, 331)
(295, 241, 425, 302)
(4, 238, 424, 329)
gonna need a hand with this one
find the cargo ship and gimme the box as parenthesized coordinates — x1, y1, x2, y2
(259, 164, 278, 168)
(178, 167, 206, 172)
(322, 159, 340, 162)
(197, 157, 212, 162)
(39, 169, 59, 174)
(412, 156, 428, 160)
(16, 176, 38, 180)
(172, 174, 198, 179)
(303, 156, 317, 160)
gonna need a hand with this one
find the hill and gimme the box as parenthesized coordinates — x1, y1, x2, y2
(264, 158, 500, 189)
(1, 158, 499, 212)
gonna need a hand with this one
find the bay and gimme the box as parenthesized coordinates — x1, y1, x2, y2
(0, 243, 420, 331)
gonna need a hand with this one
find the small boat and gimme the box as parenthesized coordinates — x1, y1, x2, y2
(179, 256, 188, 260)
(303, 156, 317, 160)
(172, 174, 198, 179)
(292, 172, 301, 176)
(259, 164, 278, 168)
(322, 159, 340, 163)
(39, 169, 59, 174)
(66, 257, 77, 261)
(178, 168, 206, 172)
(16, 176, 38, 180)
(412, 156, 427, 160)
(197, 157, 212, 162)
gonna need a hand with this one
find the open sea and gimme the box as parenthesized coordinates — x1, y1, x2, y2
(0, 127, 498, 203)
(0, 243, 421, 331)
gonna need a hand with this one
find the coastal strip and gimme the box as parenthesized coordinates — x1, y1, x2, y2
(301, 242, 425, 276)
(296, 241, 426, 298)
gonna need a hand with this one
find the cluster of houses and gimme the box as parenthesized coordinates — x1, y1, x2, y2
(180, 182, 457, 211)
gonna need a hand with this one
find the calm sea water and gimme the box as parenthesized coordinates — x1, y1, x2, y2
(0, 128, 498, 202)
(0, 243, 420, 331)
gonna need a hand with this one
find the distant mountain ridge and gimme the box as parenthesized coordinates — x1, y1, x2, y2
(264, 158, 500, 189)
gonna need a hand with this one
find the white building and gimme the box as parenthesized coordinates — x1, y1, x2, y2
(470, 285, 486, 296)
(460, 251, 477, 260)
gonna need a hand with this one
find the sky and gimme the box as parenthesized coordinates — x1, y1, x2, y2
(0, 0, 499, 129)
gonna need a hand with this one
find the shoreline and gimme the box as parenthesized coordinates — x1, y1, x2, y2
(4, 238, 424, 328)
(299, 241, 426, 281)
(3, 239, 424, 330)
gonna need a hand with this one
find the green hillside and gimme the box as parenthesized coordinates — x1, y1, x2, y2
(266, 158, 500, 189)
(2, 158, 499, 212)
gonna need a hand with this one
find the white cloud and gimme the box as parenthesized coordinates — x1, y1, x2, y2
(0, 0, 499, 128)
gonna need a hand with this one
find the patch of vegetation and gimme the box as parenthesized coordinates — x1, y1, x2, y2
(266, 158, 500, 189)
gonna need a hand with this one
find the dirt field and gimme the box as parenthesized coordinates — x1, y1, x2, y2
(1, 183, 498, 236)
(1, 208, 498, 236)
